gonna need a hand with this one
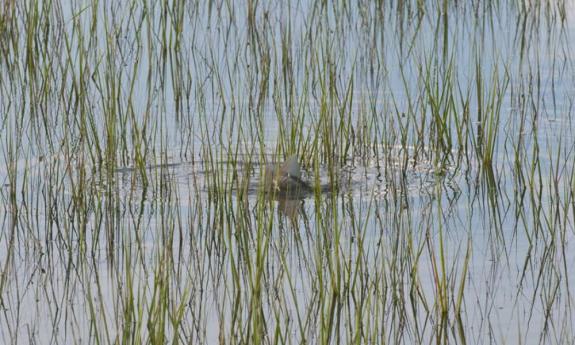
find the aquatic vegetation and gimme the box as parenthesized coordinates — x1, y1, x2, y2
(0, 0, 574, 344)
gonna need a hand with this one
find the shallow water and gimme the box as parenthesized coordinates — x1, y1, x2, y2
(1, 1, 575, 344)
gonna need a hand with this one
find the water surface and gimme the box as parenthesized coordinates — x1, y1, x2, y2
(1, 1, 574, 344)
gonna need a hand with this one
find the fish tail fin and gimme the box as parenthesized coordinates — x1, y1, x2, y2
(280, 155, 301, 178)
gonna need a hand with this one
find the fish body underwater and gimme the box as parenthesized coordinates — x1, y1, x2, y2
(262, 155, 312, 198)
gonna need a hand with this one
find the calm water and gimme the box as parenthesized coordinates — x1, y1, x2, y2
(1, 1, 575, 344)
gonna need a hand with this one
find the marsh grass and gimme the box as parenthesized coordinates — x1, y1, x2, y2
(0, 0, 574, 344)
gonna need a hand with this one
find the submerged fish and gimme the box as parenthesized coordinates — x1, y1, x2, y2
(262, 155, 312, 197)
